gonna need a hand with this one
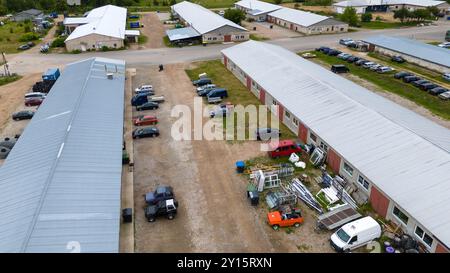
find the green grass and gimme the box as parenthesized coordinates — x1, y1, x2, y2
(185, 60, 297, 141)
(163, 36, 175, 47)
(133, 0, 293, 9)
(250, 34, 269, 41)
(138, 35, 148, 44)
(0, 21, 42, 54)
(307, 51, 450, 120)
(427, 41, 441, 46)
(367, 52, 450, 86)
(359, 21, 419, 29)
(0, 75, 22, 86)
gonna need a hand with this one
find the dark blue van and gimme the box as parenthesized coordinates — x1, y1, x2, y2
(207, 88, 228, 99)
(131, 94, 148, 106)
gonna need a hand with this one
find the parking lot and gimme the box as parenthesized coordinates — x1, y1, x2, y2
(131, 63, 333, 252)
(243, 21, 303, 40)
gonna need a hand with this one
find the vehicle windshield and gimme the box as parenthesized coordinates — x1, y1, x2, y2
(336, 228, 351, 243)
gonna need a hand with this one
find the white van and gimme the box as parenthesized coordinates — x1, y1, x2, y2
(330, 216, 381, 252)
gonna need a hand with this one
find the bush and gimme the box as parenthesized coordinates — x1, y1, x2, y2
(51, 37, 66, 48)
(375, 16, 382, 21)
(24, 25, 31, 33)
(9, 28, 13, 33)
(224, 9, 246, 25)
(361, 13, 372, 22)
(71, 49, 81, 54)
(101, 46, 109, 51)
(19, 32, 40, 42)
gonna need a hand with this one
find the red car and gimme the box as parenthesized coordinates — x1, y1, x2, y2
(267, 140, 302, 158)
(25, 97, 44, 107)
(133, 115, 158, 126)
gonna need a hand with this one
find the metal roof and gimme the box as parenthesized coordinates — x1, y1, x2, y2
(0, 57, 125, 253)
(334, 0, 445, 7)
(222, 41, 450, 246)
(363, 35, 450, 68)
(166, 27, 201, 41)
(125, 30, 140, 36)
(172, 1, 247, 35)
(268, 7, 343, 27)
(235, 0, 282, 15)
(65, 5, 127, 42)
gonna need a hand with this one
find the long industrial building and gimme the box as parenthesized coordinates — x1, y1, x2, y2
(363, 35, 450, 73)
(333, 0, 449, 14)
(235, 0, 282, 22)
(221, 41, 450, 253)
(171, 1, 249, 44)
(0, 57, 125, 252)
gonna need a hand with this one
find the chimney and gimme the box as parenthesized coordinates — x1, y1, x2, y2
(107, 73, 114, 80)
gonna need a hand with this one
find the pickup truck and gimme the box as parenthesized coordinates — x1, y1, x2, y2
(207, 96, 222, 104)
(149, 95, 165, 103)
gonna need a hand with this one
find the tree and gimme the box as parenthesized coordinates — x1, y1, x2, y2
(56, 0, 67, 12)
(224, 8, 246, 25)
(274, 0, 283, 4)
(153, 0, 160, 6)
(170, 0, 176, 5)
(426, 6, 440, 18)
(361, 12, 372, 22)
(412, 9, 431, 22)
(393, 7, 410, 23)
(340, 7, 358, 27)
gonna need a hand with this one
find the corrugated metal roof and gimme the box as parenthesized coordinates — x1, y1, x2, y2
(0, 57, 125, 253)
(235, 0, 282, 15)
(166, 27, 201, 41)
(125, 30, 140, 36)
(334, 0, 445, 7)
(268, 7, 340, 27)
(172, 1, 247, 35)
(65, 5, 127, 41)
(222, 41, 450, 246)
(363, 35, 450, 68)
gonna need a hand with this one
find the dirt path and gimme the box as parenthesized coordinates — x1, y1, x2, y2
(136, 12, 167, 49)
(132, 63, 333, 253)
(29, 15, 63, 54)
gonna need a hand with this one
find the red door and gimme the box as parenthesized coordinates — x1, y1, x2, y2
(224, 35, 231, 42)
(290, 24, 293, 30)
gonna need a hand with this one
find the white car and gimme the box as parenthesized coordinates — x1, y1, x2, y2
(135, 85, 153, 93)
(438, 91, 450, 100)
(362, 62, 376, 68)
(443, 73, 450, 82)
(196, 84, 216, 92)
(218, 10, 225, 16)
(369, 64, 382, 71)
(437, 42, 450, 48)
(24, 92, 46, 99)
(377, 66, 394, 73)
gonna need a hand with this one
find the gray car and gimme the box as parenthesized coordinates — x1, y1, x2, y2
(0, 146, 10, 159)
(255, 128, 281, 141)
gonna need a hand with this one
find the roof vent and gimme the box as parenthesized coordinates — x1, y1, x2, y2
(107, 73, 114, 80)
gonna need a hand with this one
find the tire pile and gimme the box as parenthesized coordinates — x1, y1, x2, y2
(32, 79, 56, 94)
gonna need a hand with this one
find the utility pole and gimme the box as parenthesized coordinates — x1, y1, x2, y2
(2, 52, 10, 77)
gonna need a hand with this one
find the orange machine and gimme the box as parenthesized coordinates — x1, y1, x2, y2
(267, 209, 304, 230)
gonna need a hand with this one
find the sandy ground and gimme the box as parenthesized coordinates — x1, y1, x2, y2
(131, 12, 169, 50)
(282, 4, 334, 14)
(132, 63, 333, 253)
(243, 21, 303, 40)
(28, 15, 64, 54)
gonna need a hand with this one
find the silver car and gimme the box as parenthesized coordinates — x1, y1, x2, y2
(438, 91, 450, 100)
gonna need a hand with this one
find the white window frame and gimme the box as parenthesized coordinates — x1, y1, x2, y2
(414, 226, 433, 248)
(309, 132, 317, 143)
(285, 111, 291, 119)
(272, 99, 277, 106)
(357, 175, 370, 191)
(343, 162, 354, 177)
(319, 141, 328, 152)
(392, 206, 409, 225)
(293, 118, 299, 127)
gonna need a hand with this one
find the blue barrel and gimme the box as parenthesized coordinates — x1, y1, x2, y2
(236, 161, 245, 173)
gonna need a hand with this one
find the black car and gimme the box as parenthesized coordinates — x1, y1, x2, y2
(198, 88, 215, 97)
(136, 102, 159, 111)
(428, 86, 448, 95)
(412, 79, 429, 88)
(391, 56, 405, 63)
(403, 75, 421, 83)
(12, 110, 34, 121)
(346, 56, 359, 63)
(145, 186, 174, 205)
(193, 78, 212, 87)
(316, 46, 330, 52)
(420, 83, 438, 91)
(145, 199, 178, 222)
(394, 71, 413, 79)
(331, 64, 349, 74)
(327, 49, 342, 56)
(132, 127, 159, 139)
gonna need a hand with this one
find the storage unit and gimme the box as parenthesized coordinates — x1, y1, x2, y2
(42, 68, 61, 81)
(221, 41, 450, 253)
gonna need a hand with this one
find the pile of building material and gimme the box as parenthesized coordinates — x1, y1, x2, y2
(288, 178, 323, 214)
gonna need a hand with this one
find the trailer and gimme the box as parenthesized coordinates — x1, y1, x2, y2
(148, 95, 165, 103)
(316, 203, 361, 231)
(42, 68, 60, 81)
(130, 22, 140, 28)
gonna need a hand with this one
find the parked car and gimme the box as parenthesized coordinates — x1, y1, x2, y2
(131, 93, 149, 106)
(209, 107, 229, 118)
(369, 64, 382, 71)
(135, 84, 153, 93)
(376, 66, 394, 73)
(339, 38, 354, 46)
(196, 83, 216, 92)
(327, 49, 341, 56)
(362, 62, 376, 69)
(438, 91, 450, 100)
(12, 110, 34, 121)
(136, 102, 159, 111)
(135, 89, 154, 96)
(207, 88, 228, 100)
(18, 44, 30, 50)
(428, 86, 448, 95)
(437, 42, 450, 48)
(391, 56, 405, 63)
(148, 95, 165, 103)
(301, 52, 316, 58)
(24, 92, 46, 99)
(268, 140, 302, 158)
(337, 53, 351, 59)
(207, 96, 222, 104)
(267, 209, 303, 230)
(346, 56, 359, 63)
(330, 216, 381, 252)
(133, 115, 158, 126)
(403, 75, 421, 83)
(394, 71, 413, 79)
(198, 87, 215, 97)
(355, 59, 369, 66)
(145, 186, 175, 205)
(192, 78, 212, 87)
(331, 64, 349, 74)
(443, 73, 450, 82)
(0, 146, 11, 159)
(255, 128, 281, 141)
(132, 127, 159, 139)
(25, 97, 44, 107)
(145, 199, 178, 222)
(412, 79, 429, 88)
(420, 82, 438, 91)
(315, 46, 330, 53)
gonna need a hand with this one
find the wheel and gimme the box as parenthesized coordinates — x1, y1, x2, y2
(272, 225, 279, 231)
(167, 214, 174, 220)
(294, 222, 301, 228)
(148, 217, 155, 222)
